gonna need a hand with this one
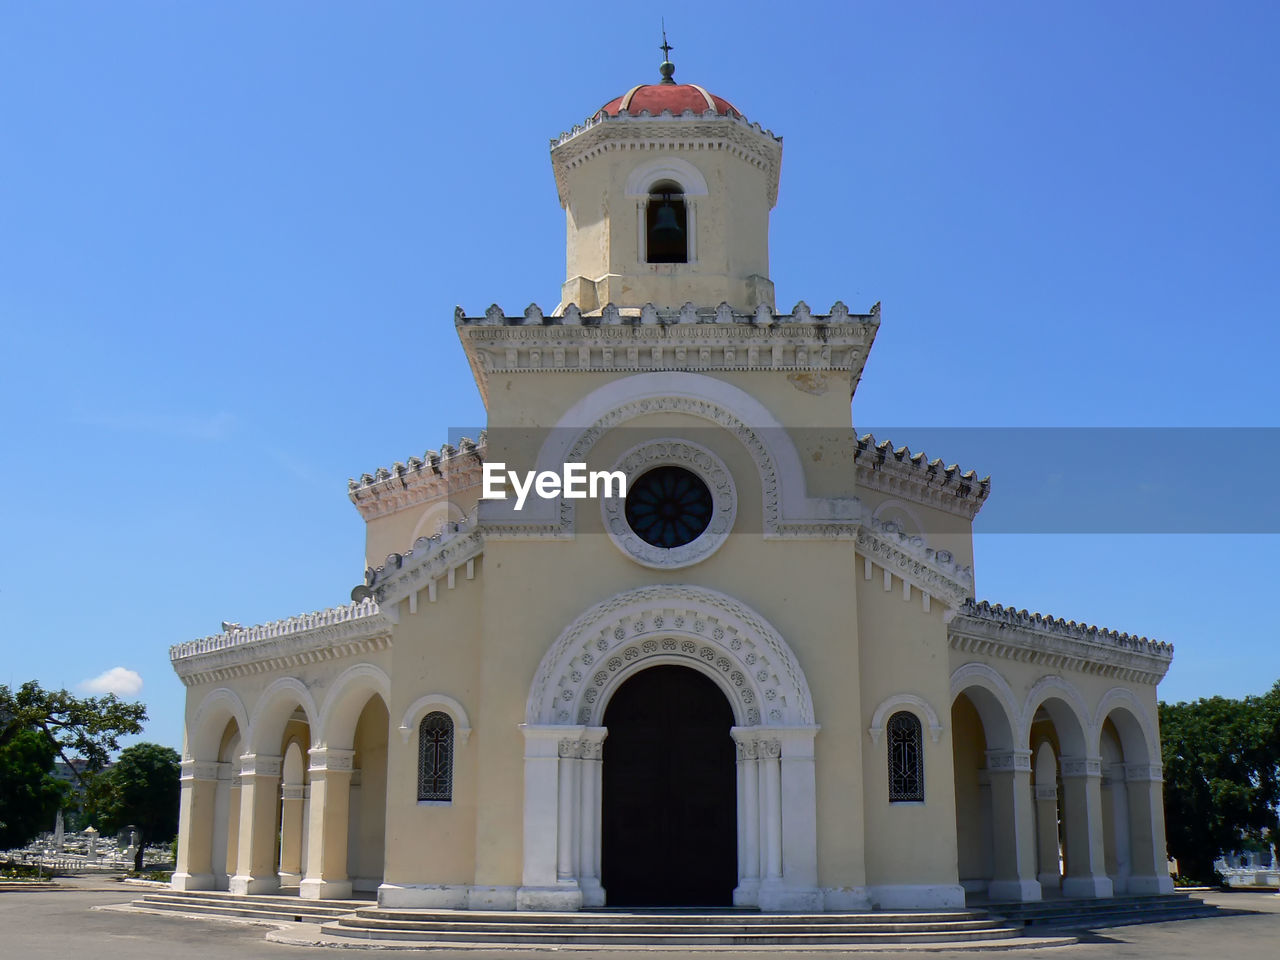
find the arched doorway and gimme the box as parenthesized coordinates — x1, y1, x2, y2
(601, 665, 736, 906)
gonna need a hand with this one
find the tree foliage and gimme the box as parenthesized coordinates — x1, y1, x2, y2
(0, 681, 147, 850)
(0, 682, 146, 783)
(1160, 681, 1280, 882)
(91, 742, 181, 870)
(0, 729, 67, 850)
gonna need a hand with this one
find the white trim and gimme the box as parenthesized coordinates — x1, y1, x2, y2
(623, 156, 709, 197)
(398, 694, 472, 746)
(187, 687, 250, 760)
(602, 438, 736, 569)
(247, 676, 319, 754)
(1092, 686, 1159, 763)
(1021, 675, 1092, 755)
(868, 693, 943, 744)
(526, 583, 815, 727)
(315, 662, 392, 748)
(949, 662, 1021, 749)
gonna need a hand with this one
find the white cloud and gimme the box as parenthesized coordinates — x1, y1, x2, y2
(80, 666, 144, 697)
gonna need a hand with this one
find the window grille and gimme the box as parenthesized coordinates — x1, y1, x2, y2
(887, 711, 924, 802)
(417, 711, 454, 802)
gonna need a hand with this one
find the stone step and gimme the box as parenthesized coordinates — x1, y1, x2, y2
(134, 893, 357, 921)
(324, 920, 1028, 946)
(986, 892, 1197, 914)
(1018, 905, 1223, 930)
(335, 915, 1014, 937)
(356, 907, 996, 926)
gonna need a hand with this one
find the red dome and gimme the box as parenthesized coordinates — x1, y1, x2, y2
(597, 83, 740, 119)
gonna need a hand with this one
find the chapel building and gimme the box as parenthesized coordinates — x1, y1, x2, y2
(170, 61, 1176, 912)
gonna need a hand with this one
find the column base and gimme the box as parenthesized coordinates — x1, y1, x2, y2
(277, 871, 302, 886)
(1037, 872, 1061, 889)
(516, 884, 583, 911)
(578, 877, 606, 907)
(868, 884, 966, 909)
(1062, 875, 1113, 898)
(733, 878, 760, 908)
(758, 881, 824, 912)
(229, 874, 280, 895)
(821, 886, 872, 910)
(170, 872, 214, 892)
(987, 878, 1043, 902)
(300, 877, 352, 900)
(1125, 874, 1175, 895)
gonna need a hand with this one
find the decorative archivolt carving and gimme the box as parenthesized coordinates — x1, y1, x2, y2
(602, 438, 736, 569)
(398, 693, 472, 746)
(527, 584, 814, 728)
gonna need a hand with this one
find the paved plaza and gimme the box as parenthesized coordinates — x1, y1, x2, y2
(0, 879, 1276, 959)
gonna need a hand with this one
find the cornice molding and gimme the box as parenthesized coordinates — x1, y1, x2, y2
(549, 111, 783, 207)
(360, 519, 485, 613)
(948, 600, 1173, 685)
(854, 433, 991, 520)
(169, 600, 393, 687)
(454, 301, 879, 408)
(348, 438, 484, 521)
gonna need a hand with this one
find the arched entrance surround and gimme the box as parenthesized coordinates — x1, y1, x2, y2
(519, 584, 820, 913)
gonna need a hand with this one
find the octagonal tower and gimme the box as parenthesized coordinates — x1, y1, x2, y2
(551, 59, 782, 313)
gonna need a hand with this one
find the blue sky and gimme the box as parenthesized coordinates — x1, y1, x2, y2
(2, 2, 1276, 751)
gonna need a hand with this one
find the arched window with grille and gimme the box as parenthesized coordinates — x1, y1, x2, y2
(417, 711, 454, 802)
(887, 710, 924, 802)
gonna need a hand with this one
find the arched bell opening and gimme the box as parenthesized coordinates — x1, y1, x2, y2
(600, 664, 737, 906)
(645, 180, 688, 264)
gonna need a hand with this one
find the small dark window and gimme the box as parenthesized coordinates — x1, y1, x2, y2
(417, 711, 454, 802)
(646, 180, 687, 263)
(888, 711, 924, 802)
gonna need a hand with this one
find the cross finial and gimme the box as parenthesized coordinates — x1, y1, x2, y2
(658, 19, 675, 84)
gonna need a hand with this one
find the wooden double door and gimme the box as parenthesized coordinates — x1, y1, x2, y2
(600, 665, 737, 906)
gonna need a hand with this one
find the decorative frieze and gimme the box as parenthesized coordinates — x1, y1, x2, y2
(308, 748, 355, 774)
(239, 754, 282, 779)
(170, 598, 393, 686)
(1034, 784, 1059, 801)
(985, 749, 1033, 773)
(855, 434, 990, 520)
(1124, 762, 1164, 783)
(1059, 757, 1103, 779)
(180, 760, 226, 782)
(948, 600, 1173, 685)
(454, 302, 878, 407)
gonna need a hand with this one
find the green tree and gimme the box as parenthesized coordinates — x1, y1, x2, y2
(0, 681, 147, 851)
(1159, 681, 1280, 882)
(92, 743, 181, 872)
(0, 729, 67, 850)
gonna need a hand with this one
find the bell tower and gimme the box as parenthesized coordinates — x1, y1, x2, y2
(550, 52, 782, 313)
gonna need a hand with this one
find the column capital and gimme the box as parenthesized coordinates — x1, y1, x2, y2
(1059, 756, 1103, 779)
(238, 753, 283, 778)
(1034, 784, 1058, 801)
(180, 759, 227, 782)
(986, 748, 1032, 772)
(281, 785, 306, 800)
(307, 747, 355, 773)
(1124, 762, 1164, 782)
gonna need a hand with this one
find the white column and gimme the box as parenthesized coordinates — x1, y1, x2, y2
(1034, 783, 1061, 891)
(731, 728, 761, 906)
(171, 760, 223, 891)
(772, 726, 823, 911)
(278, 783, 306, 884)
(1104, 763, 1131, 893)
(984, 749, 1041, 902)
(300, 747, 354, 900)
(229, 754, 283, 895)
(577, 728, 607, 907)
(1060, 756, 1113, 898)
(1122, 762, 1175, 894)
(516, 724, 583, 911)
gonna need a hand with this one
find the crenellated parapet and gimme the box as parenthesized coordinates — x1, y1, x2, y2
(348, 434, 485, 521)
(855, 433, 992, 520)
(169, 598, 392, 686)
(455, 301, 880, 407)
(949, 599, 1174, 684)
